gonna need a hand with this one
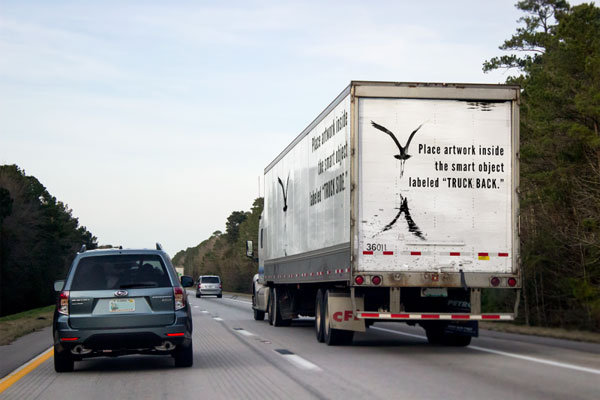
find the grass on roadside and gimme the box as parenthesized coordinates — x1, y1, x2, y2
(0, 305, 54, 346)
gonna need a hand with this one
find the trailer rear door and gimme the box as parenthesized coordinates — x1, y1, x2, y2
(356, 96, 515, 274)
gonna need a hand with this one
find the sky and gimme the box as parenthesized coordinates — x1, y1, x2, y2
(0, 0, 539, 256)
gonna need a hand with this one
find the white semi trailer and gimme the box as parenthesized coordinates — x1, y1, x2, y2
(247, 81, 521, 346)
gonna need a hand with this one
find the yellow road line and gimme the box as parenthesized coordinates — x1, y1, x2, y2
(0, 347, 53, 394)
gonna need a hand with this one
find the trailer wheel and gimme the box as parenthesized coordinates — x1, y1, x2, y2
(270, 287, 291, 327)
(315, 289, 325, 342)
(323, 290, 354, 346)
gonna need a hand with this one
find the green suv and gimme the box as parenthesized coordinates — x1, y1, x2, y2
(52, 244, 194, 372)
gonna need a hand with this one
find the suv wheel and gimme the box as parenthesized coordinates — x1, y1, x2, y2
(54, 344, 74, 372)
(173, 341, 193, 368)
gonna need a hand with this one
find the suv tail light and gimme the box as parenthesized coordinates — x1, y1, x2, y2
(58, 291, 70, 315)
(219, 283, 222, 289)
(173, 287, 185, 310)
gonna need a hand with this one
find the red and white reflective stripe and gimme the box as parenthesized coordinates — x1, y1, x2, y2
(369, 251, 509, 257)
(269, 268, 351, 280)
(356, 312, 514, 321)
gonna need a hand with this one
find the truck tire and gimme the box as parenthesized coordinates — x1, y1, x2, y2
(323, 290, 354, 346)
(253, 308, 265, 321)
(173, 341, 194, 368)
(270, 287, 291, 327)
(268, 290, 274, 326)
(252, 286, 265, 320)
(443, 334, 471, 347)
(426, 327, 472, 347)
(315, 289, 325, 342)
(54, 344, 74, 372)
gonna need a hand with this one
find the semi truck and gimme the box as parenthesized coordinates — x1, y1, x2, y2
(246, 81, 521, 346)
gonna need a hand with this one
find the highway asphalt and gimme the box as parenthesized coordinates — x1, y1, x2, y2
(1, 293, 598, 399)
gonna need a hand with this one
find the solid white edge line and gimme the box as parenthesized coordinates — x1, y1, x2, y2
(280, 354, 322, 371)
(468, 345, 600, 375)
(371, 326, 600, 375)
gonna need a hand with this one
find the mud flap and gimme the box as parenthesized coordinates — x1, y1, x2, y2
(328, 293, 365, 332)
(446, 295, 478, 337)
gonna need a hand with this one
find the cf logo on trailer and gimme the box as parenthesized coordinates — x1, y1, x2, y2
(333, 310, 359, 322)
(114, 290, 128, 297)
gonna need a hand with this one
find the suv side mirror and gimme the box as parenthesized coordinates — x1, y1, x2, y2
(180, 275, 194, 288)
(54, 280, 65, 292)
(246, 241, 253, 258)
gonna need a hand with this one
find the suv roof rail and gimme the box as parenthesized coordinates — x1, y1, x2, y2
(79, 244, 87, 253)
(156, 243, 163, 251)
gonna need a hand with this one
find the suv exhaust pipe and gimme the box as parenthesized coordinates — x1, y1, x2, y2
(155, 341, 175, 351)
(71, 345, 92, 355)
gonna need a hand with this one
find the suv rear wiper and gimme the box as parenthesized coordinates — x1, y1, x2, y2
(119, 283, 158, 289)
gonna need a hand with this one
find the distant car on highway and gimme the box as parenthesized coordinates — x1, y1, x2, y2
(52, 244, 195, 372)
(196, 275, 222, 298)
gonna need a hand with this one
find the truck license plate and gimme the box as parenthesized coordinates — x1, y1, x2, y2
(421, 288, 448, 297)
(109, 299, 135, 312)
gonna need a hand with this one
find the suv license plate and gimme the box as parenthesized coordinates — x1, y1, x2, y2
(109, 299, 135, 313)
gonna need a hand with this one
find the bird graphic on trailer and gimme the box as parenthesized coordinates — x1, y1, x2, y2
(370, 120, 426, 240)
(370, 121, 423, 179)
(277, 174, 290, 256)
(277, 175, 289, 212)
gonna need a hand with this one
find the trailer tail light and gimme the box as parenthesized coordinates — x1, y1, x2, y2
(173, 287, 185, 310)
(58, 291, 70, 315)
(507, 277, 517, 287)
(372, 276, 382, 285)
(490, 277, 500, 287)
(355, 276, 364, 285)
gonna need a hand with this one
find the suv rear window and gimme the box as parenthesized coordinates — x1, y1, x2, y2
(201, 277, 220, 283)
(71, 255, 171, 290)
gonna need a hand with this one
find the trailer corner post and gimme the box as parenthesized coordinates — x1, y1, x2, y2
(514, 289, 521, 318)
(390, 288, 401, 313)
(351, 287, 357, 319)
(470, 289, 482, 314)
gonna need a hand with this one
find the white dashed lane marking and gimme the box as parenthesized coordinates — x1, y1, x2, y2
(274, 349, 321, 372)
(233, 328, 255, 337)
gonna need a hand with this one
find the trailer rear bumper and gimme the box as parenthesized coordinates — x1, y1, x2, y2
(356, 312, 514, 321)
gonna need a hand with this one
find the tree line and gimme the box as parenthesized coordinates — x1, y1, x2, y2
(483, 0, 599, 331)
(0, 165, 97, 317)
